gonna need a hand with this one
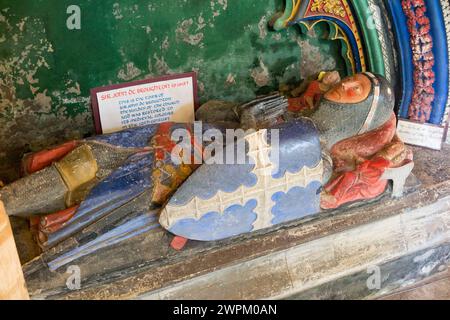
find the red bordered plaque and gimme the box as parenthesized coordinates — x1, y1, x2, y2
(90, 72, 198, 134)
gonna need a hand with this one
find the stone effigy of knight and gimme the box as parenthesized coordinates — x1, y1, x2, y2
(0, 72, 414, 270)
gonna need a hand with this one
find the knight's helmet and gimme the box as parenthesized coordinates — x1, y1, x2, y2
(311, 72, 395, 150)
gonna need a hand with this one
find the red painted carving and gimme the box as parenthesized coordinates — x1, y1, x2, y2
(152, 122, 202, 164)
(39, 206, 79, 234)
(170, 236, 188, 251)
(402, 0, 435, 122)
(32, 205, 79, 247)
(22, 141, 78, 175)
(288, 81, 323, 112)
(321, 114, 413, 209)
(322, 157, 390, 209)
(288, 71, 341, 112)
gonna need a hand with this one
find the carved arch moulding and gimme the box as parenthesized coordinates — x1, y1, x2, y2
(274, 0, 450, 150)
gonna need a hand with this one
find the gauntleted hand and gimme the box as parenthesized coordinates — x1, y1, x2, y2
(234, 93, 288, 130)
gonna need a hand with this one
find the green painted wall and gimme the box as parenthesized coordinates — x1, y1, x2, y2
(0, 0, 345, 181)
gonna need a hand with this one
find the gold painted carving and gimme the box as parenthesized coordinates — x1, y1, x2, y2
(54, 144, 98, 207)
(311, 0, 346, 18)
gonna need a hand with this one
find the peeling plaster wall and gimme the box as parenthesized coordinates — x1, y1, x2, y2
(0, 0, 345, 181)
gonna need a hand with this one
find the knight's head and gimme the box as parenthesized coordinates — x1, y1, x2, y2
(311, 72, 395, 150)
(324, 73, 372, 104)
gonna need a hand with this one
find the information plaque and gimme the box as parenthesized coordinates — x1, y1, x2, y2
(91, 72, 197, 134)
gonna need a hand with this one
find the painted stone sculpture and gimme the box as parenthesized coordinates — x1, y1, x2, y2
(0, 73, 413, 269)
(288, 71, 341, 112)
(164, 72, 414, 241)
(159, 119, 323, 241)
(309, 73, 413, 209)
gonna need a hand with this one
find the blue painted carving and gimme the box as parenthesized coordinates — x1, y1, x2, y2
(168, 199, 258, 241)
(47, 152, 154, 248)
(269, 118, 321, 179)
(48, 211, 160, 271)
(169, 163, 257, 206)
(167, 138, 257, 206)
(387, 0, 414, 119)
(169, 119, 320, 207)
(161, 119, 322, 241)
(427, 0, 449, 125)
(387, 0, 449, 125)
(271, 181, 322, 225)
(87, 125, 159, 148)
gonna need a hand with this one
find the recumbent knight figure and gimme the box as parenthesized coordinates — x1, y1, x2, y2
(0, 72, 413, 269)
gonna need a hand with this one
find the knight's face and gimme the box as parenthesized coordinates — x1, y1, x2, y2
(324, 74, 371, 104)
